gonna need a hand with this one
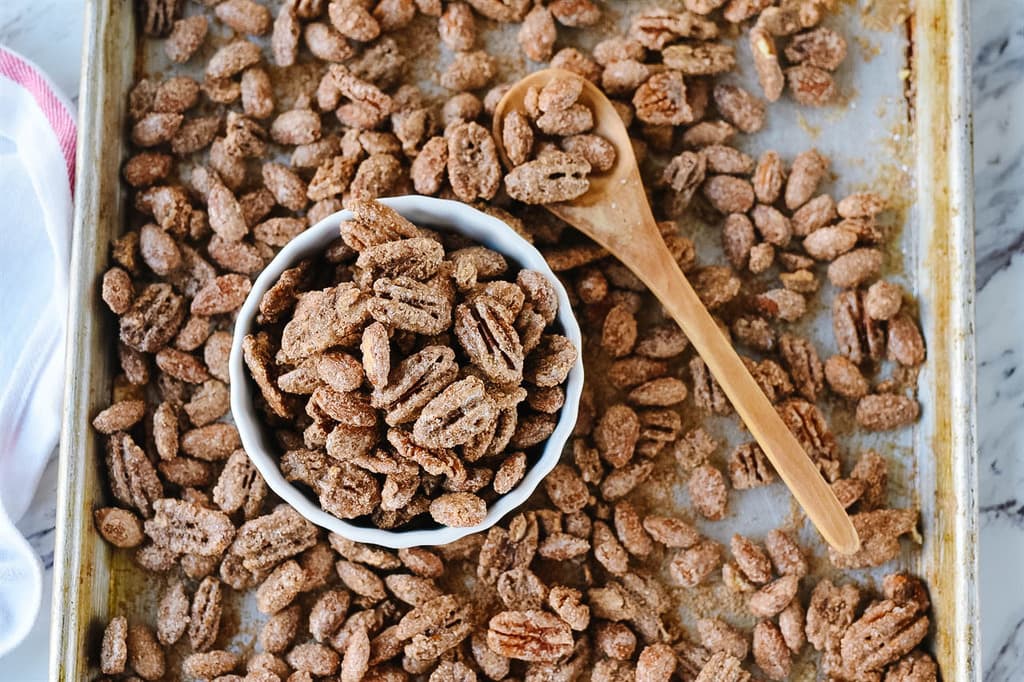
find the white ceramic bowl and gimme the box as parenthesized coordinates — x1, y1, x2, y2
(229, 196, 584, 548)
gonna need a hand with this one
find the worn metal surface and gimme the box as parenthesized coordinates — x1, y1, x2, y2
(51, 0, 978, 679)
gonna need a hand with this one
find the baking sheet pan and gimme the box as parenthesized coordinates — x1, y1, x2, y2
(50, 0, 978, 679)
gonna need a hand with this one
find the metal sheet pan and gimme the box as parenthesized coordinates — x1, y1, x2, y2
(50, 0, 978, 679)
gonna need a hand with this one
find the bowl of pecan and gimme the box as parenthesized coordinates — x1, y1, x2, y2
(229, 197, 583, 548)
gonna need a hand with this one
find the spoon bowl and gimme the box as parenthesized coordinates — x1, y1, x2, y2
(494, 68, 860, 556)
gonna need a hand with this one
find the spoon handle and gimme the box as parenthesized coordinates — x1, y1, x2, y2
(641, 242, 860, 555)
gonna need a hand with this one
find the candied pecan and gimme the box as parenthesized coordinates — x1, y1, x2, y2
(412, 375, 495, 448)
(314, 351, 364, 395)
(887, 312, 926, 366)
(694, 651, 749, 682)
(424, 491, 484, 527)
(609, 501, 651, 559)
(496, 567, 547, 611)
(701, 145, 753, 176)
(839, 598, 929, 678)
(106, 433, 163, 517)
(314, 461, 380, 517)
(91, 399, 145, 435)
(829, 247, 883, 288)
(600, 458, 654, 501)
(629, 8, 718, 50)
(823, 354, 868, 399)
(102, 267, 135, 315)
(179, 422, 240, 461)
(659, 42, 733, 76)
(492, 451, 527, 495)
(838, 192, 887, 219)
(830, 508, 919, 569)
(641, 516, 699, 550)
(518, 5, 556, 62)
(591, 520, 628, 574)
(144, 498, 234, 556)
(256, 559, 306, 614)
(725, 442, 774, 490)
(131, 111, 183, 147)
(591, 405, 640, 470)
(94, 506, 145, 549)
(439, 2, 476, 51)
(787, 65, 838, 106)
(537, 463, 586, 514)
(445, 121, 501, 202)
(232, 504, 318, 572)
(689, 464, 729, 520)
(786, 26, 847, 70)
(633, 71, 694, 126)
(548, 0, 600, 25)
(410, 137, 448, 195)
(328, 0, 380, 41)
(833, 289, 886, 365)
(753, 288, 806, 322)
(628, 377, 688, 407)
(753, 621, 791, 681)
(718, 212, 753, 270)
(702, 174, 755, 214)
(849, 449, 889, 511)
(697, 619, 748, 662)
(164, 14, 206, 62)
(524, 334, 577, 388)
(151, 580, 191, 650)
(125, 623, 165, 681)
(885, 651, 939, 681)
(206, 39, 260, 80)
(212, 449, 267, 518)
(502, 111, 533, 168)
(749, 575, 800, 618)
(99, 616, 126, 671)
(187, 576, 222, 651)
(550, 47, 602, 81)
(857, 392, 921, 431)
(670, 539, 721, 587)
(182, 650, 240, 680)
(119, 283, 185, 353)
(153, 346, 207, 384)
(713, 84, 765, 133)
(782, 148, 828, 210)
(441, 50, 497, 91)
(777, 333, 823, 401)
(692, 265, 741, 310)
(661, 150, 707, 214)
(454, 296, 524, 384)
(183, 380, 229, 427)
(635, 643, 676, 682)
(504, 151, 591, 205)
(745, 242, 772, 273)
(690, 356, 730, 415)
(728, 534, 771, 584)
(557, 134, 614, 173)
(487, 610, 573, 662)
(865, 280, 903, 320)
(152, 76, 199, 114)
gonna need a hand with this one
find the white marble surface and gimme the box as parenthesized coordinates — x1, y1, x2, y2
(0, 1, 1021, 680)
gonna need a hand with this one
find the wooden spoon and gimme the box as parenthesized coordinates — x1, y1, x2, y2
(494, 68, 860, 555)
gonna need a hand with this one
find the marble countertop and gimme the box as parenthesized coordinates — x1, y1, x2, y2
(1, 1, 1021, 679)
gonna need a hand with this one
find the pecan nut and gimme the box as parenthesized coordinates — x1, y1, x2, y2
(455, 296, 525, 385)
(487, 610, 574, 662)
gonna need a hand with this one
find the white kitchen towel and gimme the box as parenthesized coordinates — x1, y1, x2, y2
(0, 45, 75, 657)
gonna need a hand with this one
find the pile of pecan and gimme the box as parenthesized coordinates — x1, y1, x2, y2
(91, 0, 936, 680)
(240, 199, 576, 528)
(500, 73, 615, 204)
